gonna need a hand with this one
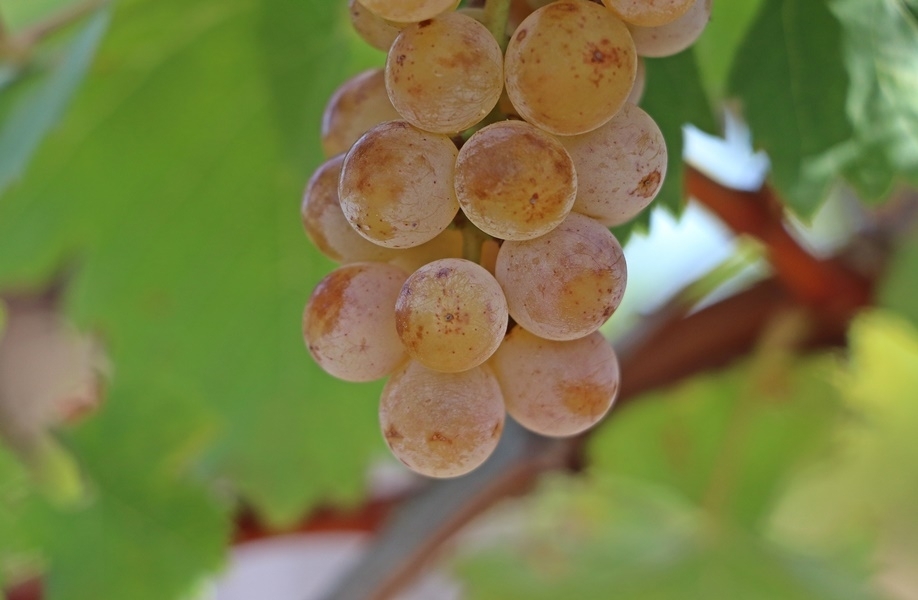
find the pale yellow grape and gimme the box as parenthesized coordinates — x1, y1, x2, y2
(339, 121, 459, 248)
(386, 13, 503, 134)
(495, 212, 627, 341)
(629, 0, 712, 57)
(349, 0, 405, 52)
(455, 121, 576, 240)
(491, 327, 620, 436)
(504, 0, 637, 136)
(602, 0, 695, 27)
(627, 57, 646, 105)
(321, 69, 401, 158)
(303, 263, 408, 382)
(380, 360, 505, 478)
(395, 258, 508, 373)
(559, 102, 666, 226)
(300, 154, 396, 263)
(388, 227, 463, 273)
(358, 0, 459, 24)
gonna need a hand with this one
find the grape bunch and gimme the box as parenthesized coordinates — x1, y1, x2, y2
(302, 0, 712, 478)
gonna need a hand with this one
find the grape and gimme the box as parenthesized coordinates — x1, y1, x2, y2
(627, 57, 645, 105)
(491, 327, 619, 437)
(495, 212, 627, 341)
(300, 154, 396, 263)
(559, 102, 666, 226)
(601, 0, 695, 27)
(380, 360, 505, 478)
(303, 263, 409, 382)
(504, 0, 637, 136)
(338, 121, 460, 248)
(629, 0, 712, 58)
(357, 0, 459, 24)
(349, 0, 405, 52)
(388, 227, 463, 273)
(321, 69, 401, 158)
(386, 13, 503, 134)
(455, 120, 576, 240)
(395, 258, 508, 373)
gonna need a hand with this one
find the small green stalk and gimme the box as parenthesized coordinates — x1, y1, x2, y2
(483, 0, 512, 51)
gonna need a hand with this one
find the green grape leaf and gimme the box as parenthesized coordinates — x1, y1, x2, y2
(590, 331, 839, 529)
(0, 8, 110, 196)
(728, 0, 852, 218)
(693, 0, 764, 100)
(455, 477, 878, 600)
(832, 0, 918, 200)
(615, 49, 717, 244)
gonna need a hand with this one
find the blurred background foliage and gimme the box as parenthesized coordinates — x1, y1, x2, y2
(0, 0, 917, 599)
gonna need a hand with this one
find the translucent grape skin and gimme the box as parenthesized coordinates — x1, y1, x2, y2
(627, 57, 645, 105)
(386, 12, 503, 134)
(388, 227, 463, 273)
(380, 360, 505, 478)
(321, 69, 402, 158)
(504, 0, 637, 136)
(558, 102, 667, 226)
(303, 263, 409, 382)
(300, 154, 396, 263)
(395, 258, 508, 373)
(349, 0, 404, 51)
(490, 327, 620, 437)
(338, 120, 460, 248)
(358, 0, 459, 24)
(496, 212, 627, 341)
(455, 120, 576, 240)
(629, 0, 712, 58)
(601, 0, 695, 27)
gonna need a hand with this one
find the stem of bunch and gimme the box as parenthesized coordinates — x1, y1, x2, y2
(483, 0, 512, 51)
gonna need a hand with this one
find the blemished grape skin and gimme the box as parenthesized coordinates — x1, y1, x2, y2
(386, 13, 504, 134)
(455, 121, 576, 241)
(395, 258, 509, 373)
(496, 212, 627, 341)
(490, 327, 620, 437)
(303, 263, 409, 382)
(321, 69, 402, 158)
(380, 361, 505, 478)
(349, 0, 405, 52)
(601, 0, 695, 27)
(558, 102, 667, 226)
(504, 0, 637, 136)
(358, 0, 459, 24)
(300, 154, 396, 263)
(338, 120, 460, 249)
(629, 0, 712, 58)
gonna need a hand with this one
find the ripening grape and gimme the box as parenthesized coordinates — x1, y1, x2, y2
(504, 0, 637, 136)
(338, 121, 459, 248)
(629, 0, 712, 57)
(301, 154, 396, 263)
(627, 57, 645, 105)
(380, 360, 505, 478)
(303, 263, 408, 382)
(349, 0, 405, 52)
(386, 13, 503, 134)
(358, 0, 459, 24)
(455, 120, 576, 240)
(388, 227, 463, 273)
(559, 102, 666, 226)
(395, 258, 508, 373)
(491, 327, 620, 437)
(496, 212, 627, 341)
(601, 0, 694, 27)
(321, 69, 402, 158)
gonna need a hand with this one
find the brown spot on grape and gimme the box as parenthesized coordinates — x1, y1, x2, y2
(430, 431, 453, 444)
(558, 381, 612, 420)
(491, 421, 503, 438)
(307, 268, 360, 337)
(384, 424, 404, 440)
(396, 54, 406, 66)
(636, 170, 661, 197)
(516, 29, 528, 42)
(418, 19, 432, 28)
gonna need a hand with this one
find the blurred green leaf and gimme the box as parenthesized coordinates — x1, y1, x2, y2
(615, 49, 717, 243)
(832, 0, 918, 200)
(0, 8, 110, 195)
(693, 0, 764, 100)
(728, 0, 852, 218)
(878, 232, 918, 330)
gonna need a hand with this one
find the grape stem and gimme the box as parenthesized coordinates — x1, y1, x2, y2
(483, 0, 512, 51)
(456, 215, 493, 265)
